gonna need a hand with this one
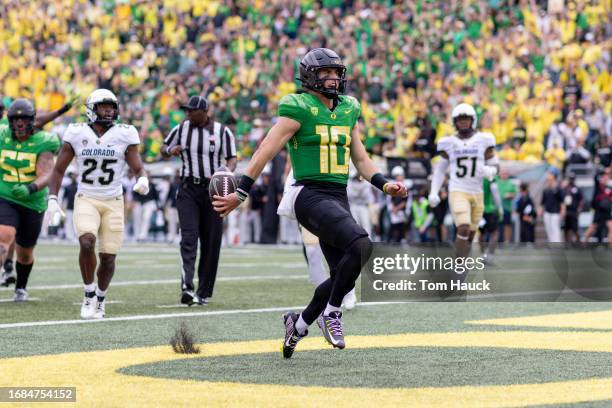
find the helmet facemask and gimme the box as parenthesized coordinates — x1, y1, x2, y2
(9, 115, 35, 140)
(89, 100, 119, 127)
(453, 115, 474, 137)
(308, 66, 347, 99)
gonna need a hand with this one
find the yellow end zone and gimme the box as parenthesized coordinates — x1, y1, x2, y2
(2, 329, 612, 407)
(467, 309, 612, 330)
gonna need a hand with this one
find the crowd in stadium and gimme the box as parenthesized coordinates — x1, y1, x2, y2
(1, 0, 610, 245)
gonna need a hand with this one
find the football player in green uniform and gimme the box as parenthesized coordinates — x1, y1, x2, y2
(0, 99, 61, 301)
(0, 95, 78, 287)
(213, 48, 407, 358)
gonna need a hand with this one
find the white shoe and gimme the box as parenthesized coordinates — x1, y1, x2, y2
(93, 299, 105, 319)
(80, 296, 97, 319)
(342, 289, 357, 310)
(13, 288, 28, 302)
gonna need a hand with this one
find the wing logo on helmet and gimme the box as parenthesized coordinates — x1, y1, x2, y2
(299, 48, 347, 99)
(85, 89, 119, 125)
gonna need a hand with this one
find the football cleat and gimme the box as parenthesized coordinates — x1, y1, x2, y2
(80, 296, 97, 319)
(93, 300, 105, 319)
(193, 295, 208, 306)
(1, 271, 16, 287)
(13, 288, 29, 302)
(342, 289, 357, 310)
(482, 253, 496, 266)
(281, 312, 307, 359)
(317, 311, 345, 349)
(180, 290, 196, 306)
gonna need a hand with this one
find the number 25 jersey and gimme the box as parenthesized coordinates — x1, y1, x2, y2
(437, 132, 496, 194)
(63, 123, 140, 199)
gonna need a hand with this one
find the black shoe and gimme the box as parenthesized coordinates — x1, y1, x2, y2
(180, 290, 196, 306)
(281, 312, 307, 359)
(192, 295, 208, 306)
(0, 272, 16, 287)
(318, 311, 345, 349)
(3, 259, 13, 274)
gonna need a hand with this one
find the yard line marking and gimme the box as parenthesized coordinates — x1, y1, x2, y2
(28, 262, 306, 271)
(0, 274, 308, 291)
(0, 305, 306, 329)
(0, 297, 41, 303)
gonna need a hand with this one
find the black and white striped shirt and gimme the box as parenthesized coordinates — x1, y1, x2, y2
(163, 119, 237, 179)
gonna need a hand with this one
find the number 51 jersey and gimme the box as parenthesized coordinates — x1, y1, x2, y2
(437, 132, 496, 194)
(62, 123, 140, 199)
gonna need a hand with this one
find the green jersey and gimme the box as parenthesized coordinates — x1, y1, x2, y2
(483, 176, 500, 214)
(497, 179, 518, 212)
(279, 93, 361, 185)
(0, 127, 60, 212)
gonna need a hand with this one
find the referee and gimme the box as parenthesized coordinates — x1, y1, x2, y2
(161, 95, 237, 305)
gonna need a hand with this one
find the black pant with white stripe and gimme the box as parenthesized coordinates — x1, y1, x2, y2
(176, 179, 223, 299)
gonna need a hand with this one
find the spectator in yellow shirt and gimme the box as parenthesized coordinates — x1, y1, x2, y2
(519, 134, 544, 162)
(544, 140, 566, 171)
(498, 142, 518, 161)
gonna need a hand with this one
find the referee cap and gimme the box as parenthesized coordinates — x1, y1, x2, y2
(181, 95, 209, 111)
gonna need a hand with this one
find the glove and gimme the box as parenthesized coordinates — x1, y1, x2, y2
(133, 176, 150, 195)
(47, 196, 65, 227)
(478, 164, 497, 181)
(12, 184, 30, 200)
(428, 193, 441, 208)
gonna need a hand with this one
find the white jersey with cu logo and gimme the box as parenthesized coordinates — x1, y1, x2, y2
(62, 123, 140, 199)
(437, 132, 496, 194)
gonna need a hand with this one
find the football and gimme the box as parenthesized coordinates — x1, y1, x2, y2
(209, 166, 237, 200)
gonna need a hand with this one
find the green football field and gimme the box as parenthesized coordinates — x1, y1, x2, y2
(1, 243, 612, 407)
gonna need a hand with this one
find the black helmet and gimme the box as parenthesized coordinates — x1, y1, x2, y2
(7, 99, 36, 136)
(299, 48, 347, 99)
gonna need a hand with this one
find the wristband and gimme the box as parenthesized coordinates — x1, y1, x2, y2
(48, 194, 58, 201)
(370, 173, 389, 192)
(58, 103, 71, 115)
(236, 175, 255, 200)
(163, 145, 171, 156)
(27, 183, 39, 194)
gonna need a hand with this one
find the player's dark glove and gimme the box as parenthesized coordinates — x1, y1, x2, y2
(12, 184, 37, 199)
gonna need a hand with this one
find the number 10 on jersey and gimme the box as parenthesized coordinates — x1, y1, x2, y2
(316, 125, 351, 175)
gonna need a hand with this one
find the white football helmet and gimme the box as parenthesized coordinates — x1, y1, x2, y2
(85, 89, 119, 125)
(451, 103, 477, 129)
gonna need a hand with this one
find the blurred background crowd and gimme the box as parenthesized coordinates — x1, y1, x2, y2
(1, 0, 610, 244)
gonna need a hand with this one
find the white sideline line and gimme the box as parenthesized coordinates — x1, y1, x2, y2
(0, 305, 307, 329)
(0, 297, 41, 303)
(0, 275, 308, 291)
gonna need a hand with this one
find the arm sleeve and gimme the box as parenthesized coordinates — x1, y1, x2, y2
(61, 125, 76, 147)
(43, 133, 61, 153)
(430, 156, 449, 196)
(126, 126, 141, 146)
(163, 124, 181, 148)
(223, 126, 237, 159)
(277, 95, 303, 121)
